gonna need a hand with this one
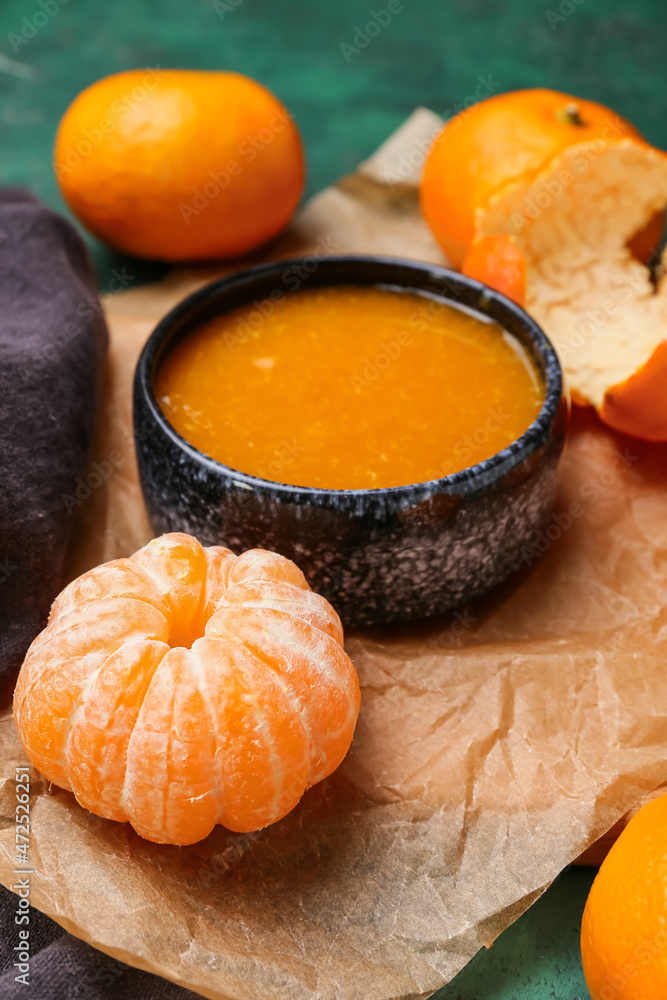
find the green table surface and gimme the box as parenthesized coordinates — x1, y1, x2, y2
(1, 0, 664, 995)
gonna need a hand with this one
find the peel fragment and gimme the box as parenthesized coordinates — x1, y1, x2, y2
(601, 338, 667, 440)
(462, 233, 527, 306)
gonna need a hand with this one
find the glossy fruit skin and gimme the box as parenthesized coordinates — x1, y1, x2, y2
(421, 87, 643, 268)
(462, 233, 526, 306)
(54, 70, 304, 261)
(581, 794, 667, 1000)
(13, 533, 360, 846)
(601, 340, 667, 441)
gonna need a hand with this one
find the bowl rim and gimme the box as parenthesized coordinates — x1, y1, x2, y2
(135, 254, 565, 501)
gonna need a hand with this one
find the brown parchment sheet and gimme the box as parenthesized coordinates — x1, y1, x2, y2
(2, 109, 667, 1000)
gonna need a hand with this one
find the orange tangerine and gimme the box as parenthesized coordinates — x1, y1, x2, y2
(54, 70, 304, 261)
(420, 88, 646, 269)
(422, 87, 667, 441)
(13, 533, 360, 845)
(581, 793, 667, 1000)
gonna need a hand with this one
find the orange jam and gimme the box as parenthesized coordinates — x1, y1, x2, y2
(156, 285, 544, 490)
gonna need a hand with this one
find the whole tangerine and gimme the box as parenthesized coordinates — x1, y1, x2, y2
(54, 69, 304, 261)
(581, 793, 667, 1000)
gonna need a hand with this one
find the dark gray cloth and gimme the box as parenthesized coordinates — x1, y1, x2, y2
(0, 192, 198, 996)
(0, 189, 107, 684)
(0, 884, 199, 999)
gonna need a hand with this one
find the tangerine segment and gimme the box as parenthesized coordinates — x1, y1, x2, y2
(14, 597, 170, 788)
(122, 644, 218, 845)
(50, 558, 166, 623)
(13, 533, 360, 845)
(206, 606, 359, 787)
(227, 547, 310, 592)
(66, 639, 169, 822)
(131, 533, 208, 649)
(199, 545, 237, 623)
(123, 639, 312, 843)
(215, 579, 345, 645)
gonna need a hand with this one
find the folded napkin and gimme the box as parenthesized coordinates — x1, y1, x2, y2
(0, 189, 107, 683)
(0, 194, 195, 998)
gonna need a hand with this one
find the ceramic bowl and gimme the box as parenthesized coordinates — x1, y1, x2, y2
(134, 255, 568, 626)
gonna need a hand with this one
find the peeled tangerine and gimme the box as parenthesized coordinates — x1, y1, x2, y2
(422, 88, 667, 440)
(13, 534, 360, 846)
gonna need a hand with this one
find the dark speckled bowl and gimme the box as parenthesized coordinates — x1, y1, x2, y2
(134, 255, 568, 627)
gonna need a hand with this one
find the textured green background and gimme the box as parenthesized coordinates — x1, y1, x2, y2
(2, 0, 667, 286)
(1, 0, 664, 995)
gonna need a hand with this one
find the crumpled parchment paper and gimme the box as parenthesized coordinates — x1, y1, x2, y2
(2, 109, 667, 1000)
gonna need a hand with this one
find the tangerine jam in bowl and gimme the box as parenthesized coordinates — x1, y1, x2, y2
(134, 256, 567, 626)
